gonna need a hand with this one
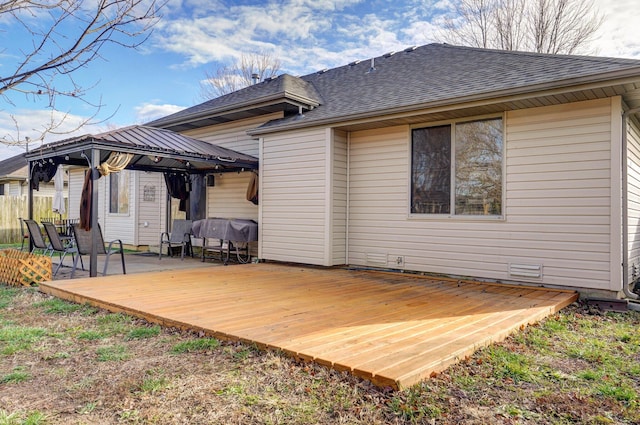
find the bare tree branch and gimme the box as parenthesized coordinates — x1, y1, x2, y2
(440, 0, 496, 49)
(199, 51, 282, 99)
(436, 0, 602, 55)
(494, 0, 526, 51)
(0, 0, 164, 147)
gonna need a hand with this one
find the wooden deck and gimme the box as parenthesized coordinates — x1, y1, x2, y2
(38, 263, 578, 389)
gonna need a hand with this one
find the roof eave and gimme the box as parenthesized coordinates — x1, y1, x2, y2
(150, 92, 321, 130)
(248, 70, 640, 136)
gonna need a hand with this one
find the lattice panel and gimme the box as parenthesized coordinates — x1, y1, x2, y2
(0, 249, 52, 286)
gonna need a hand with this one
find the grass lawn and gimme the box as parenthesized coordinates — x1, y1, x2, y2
(0, 284, 638, 424)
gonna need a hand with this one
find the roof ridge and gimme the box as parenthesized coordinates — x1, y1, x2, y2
(435, 42, 640, 65)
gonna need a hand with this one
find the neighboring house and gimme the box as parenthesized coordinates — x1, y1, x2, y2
(0, 153, 63, 197)
(0, 153, 69, 243)
(145, 43, 640, 299)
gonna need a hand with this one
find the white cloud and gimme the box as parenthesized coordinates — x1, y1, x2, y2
(0, 109, 110, 161)
(591, 0, 640, 58)
(155, 0, 370, 70)
(0, 102, 187, 162)
(0, 145, 26, 162)
(134, 102, 186, 123)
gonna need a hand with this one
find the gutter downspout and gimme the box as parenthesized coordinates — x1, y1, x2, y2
(621, 107, 640, 300)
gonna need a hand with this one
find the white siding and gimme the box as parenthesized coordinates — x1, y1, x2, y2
(627, 115, 640, 283)
(347, 98, 615, 291)
(67, 168, 85, 219)
(136, 172, 167, 246)
(206, 172, 258, 220)
(260, 128, 328, 265)
(183, 113, 282, 157)
(98, 169, 136, 245)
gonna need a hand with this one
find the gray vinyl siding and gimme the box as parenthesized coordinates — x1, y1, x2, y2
(260, 128, 328, 265)
(627, 116, 640, 283)
(347, 98, 615, 291)
(183, 113, 283, 157)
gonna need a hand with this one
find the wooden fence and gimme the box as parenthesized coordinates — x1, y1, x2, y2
(0, 196, 68, 244)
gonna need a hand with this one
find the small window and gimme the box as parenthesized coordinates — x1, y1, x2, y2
(0, 184, 4, 196)
(412, 117, 503, 216)
(109, 170, 130, 214)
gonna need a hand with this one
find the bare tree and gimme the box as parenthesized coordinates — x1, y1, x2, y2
(200, 52, 282, 99)
(438, 0, 602, 55)
(0, 0, 163, 147)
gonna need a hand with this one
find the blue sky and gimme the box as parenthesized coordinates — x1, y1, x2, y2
(1, 0, 640, 160)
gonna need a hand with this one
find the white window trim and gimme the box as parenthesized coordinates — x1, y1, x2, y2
(407, 113, 506, 221)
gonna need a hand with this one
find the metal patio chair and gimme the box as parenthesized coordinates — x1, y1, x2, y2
(18, 218, 30, 251)
(70, 223, 126, 278)
(42, 221, 82, 276)
(159, 219, 193, 260)
(23, 219, 51, 255)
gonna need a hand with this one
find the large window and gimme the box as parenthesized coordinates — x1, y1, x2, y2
(109, 170, 130, 214)
(411, 117, 503, 216)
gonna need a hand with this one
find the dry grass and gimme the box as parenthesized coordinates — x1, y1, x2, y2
(0, 285, 638, 424)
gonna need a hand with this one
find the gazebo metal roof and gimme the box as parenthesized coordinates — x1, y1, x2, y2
(25, 125, 258, 173)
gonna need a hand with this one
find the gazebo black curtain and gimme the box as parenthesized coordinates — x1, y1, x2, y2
(164, 172, 190, 212)
(30, 159, 59, 190)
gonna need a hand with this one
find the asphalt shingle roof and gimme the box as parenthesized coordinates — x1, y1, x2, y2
(147, 74, 322, 127)
(149, 43, 640, 134)
(0, 153, 27, 178)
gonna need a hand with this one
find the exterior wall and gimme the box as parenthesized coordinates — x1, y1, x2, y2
(206, 172, 258, 220)
(136, 172, 167, 246)
(68, 168, 84, 219)
(259, 127, 329, 265)
(33, 183, 57, 198)
(331, 130, 348, 265)
(98, 170, 137, 245)
(627, 115, 640, 284)
(8, 181, 24, 196)
(347, 98, 617, 292)
(183, 113, 282, 157)
(70, 168, 167, 248)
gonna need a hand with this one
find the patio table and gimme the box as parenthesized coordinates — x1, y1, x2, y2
(191, 218, 257, 264)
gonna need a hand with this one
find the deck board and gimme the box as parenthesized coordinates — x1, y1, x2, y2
(38, 263, 577, 389)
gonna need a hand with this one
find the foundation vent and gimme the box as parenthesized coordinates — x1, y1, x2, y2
(509, 263, 543, 280)
(366, 253, 388, 267)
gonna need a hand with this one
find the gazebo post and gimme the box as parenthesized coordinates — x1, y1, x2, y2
(90, 148, 100, 277)
(27, 158, 34, 252)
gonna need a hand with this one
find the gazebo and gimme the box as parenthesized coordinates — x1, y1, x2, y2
(25, 125, 258, 276)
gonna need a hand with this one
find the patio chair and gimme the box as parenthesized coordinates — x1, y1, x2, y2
(70, 223, 126, 278)
(159, 219, 193, 260)
(23, 219, 51, 255)
(42, 221, 82, 276)
(18, 218, 30, 251)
